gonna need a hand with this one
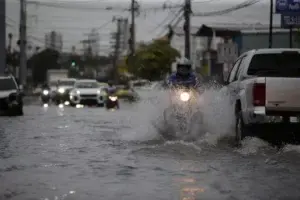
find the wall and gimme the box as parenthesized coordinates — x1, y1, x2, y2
(240, 32, 299, 54)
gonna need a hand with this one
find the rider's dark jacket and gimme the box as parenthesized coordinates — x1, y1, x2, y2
(167, 72, 198, 87)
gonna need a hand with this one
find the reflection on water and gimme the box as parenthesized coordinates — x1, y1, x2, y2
(176, 177, 205, 200)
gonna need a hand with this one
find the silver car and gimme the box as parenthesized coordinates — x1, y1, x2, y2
(69, 79, 105, 107)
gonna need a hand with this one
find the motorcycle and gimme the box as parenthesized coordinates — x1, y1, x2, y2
(106, 94, 119, 109)
(162, 86, 204, 141)
(41, 89, 51, 106)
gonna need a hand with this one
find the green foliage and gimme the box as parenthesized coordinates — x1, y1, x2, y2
(127, 40, 180, 81)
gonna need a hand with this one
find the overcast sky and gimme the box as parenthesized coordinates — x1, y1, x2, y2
(6, 0, 273, 55)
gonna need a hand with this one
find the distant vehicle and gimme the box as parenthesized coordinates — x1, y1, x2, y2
(69, 79, 105, 107)
(115, 85, 139, 102)
(47, 69, 68, 93)
(0, 75, 23, 116)
(223, 48, 300, 145)
(41, 88, 51, 105)
(129, 79, 151, 89)
(52, 78, 76, 105)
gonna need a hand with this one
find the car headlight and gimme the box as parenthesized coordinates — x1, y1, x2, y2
(58, 88, 65, 93)
(43, 90, 49, 95)
(76, 90, 80, 94)
(109, 96, 118, 101)
(180, 92, 190, 102)
(97, 90, 101, 94)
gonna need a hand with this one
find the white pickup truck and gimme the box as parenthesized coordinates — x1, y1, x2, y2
(224, 48, 300, 144)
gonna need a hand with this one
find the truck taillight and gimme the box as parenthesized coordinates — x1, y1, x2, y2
(253, 83, 265, 106)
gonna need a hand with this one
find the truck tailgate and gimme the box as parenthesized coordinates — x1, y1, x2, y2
(266, 77, 300, 111)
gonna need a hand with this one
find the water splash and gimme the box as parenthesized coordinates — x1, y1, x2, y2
(118, 89, 169, 141)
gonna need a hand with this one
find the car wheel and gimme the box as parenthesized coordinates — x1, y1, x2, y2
(235, 111, 250, 146)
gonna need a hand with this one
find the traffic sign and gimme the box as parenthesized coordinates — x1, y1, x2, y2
(217, 43, 238, 63)
(276, 0, 300, 14)
(281, 13, 300, 28)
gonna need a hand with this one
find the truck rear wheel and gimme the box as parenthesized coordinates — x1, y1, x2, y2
(235, 111, 251, 147)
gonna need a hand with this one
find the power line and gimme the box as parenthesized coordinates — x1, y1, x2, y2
(26, 1, 127, 11)
(151, 8, 182, 33)
(192, 0, 262, 16)
(151, 0, 184, 33)
(25, 0, 182, 13)
(157, 12, 184, 37)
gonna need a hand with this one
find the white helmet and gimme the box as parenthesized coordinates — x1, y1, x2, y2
(176, 57, 192, 66)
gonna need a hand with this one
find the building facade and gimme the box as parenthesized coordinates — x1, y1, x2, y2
(170, 24, 299, 78)
(238, 29, 298, 54)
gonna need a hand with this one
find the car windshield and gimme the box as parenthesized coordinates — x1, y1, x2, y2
(75, 82, 99, 88)
(247, 52, 300, 77)
(0, 78, 17, 91)
(59, 81, 75, 86)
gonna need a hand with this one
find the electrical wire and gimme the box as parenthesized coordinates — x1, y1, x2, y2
(192, 0, 262, 16)
(151, 7, 183, 33)
(157, 12, 184, 37)
(25, 0, 182, 13)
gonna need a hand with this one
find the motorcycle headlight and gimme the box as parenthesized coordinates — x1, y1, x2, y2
(180, 92, 190, 102)
(58, 88, 65, 93)
(109, 96, 118, 101)
(43, 90, 49, 95)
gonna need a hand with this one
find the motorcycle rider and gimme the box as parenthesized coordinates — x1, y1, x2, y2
(167, 57, 199, 88)
(42, 82, 50, 91)
(41, 82, 51, 104)
(106, 81, 119, 109)
(107, 81, 117, 93)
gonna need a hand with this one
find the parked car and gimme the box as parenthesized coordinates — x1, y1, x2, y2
(0, 75, 24, 116)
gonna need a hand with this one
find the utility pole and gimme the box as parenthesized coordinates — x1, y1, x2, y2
(268, 0, 273, 48)
(0, 0, 6, 75)
(184, 0, 191, 59)
(112, 18, 122, 82)
(19, 0, 27, 87)
(129, 0, 138, 55)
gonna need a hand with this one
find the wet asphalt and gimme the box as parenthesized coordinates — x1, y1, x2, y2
(1, 93, 300, 200)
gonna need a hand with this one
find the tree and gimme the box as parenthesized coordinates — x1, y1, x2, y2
(127, 39, 180, 80)
(29, 48, 60, 84)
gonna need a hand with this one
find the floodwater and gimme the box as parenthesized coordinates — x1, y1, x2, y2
(1, 89, 300, 200)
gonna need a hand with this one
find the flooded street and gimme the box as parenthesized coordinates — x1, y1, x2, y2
(1, 93, 300, 200)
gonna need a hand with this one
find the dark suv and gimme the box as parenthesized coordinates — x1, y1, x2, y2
(0, 76, 24, 116)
